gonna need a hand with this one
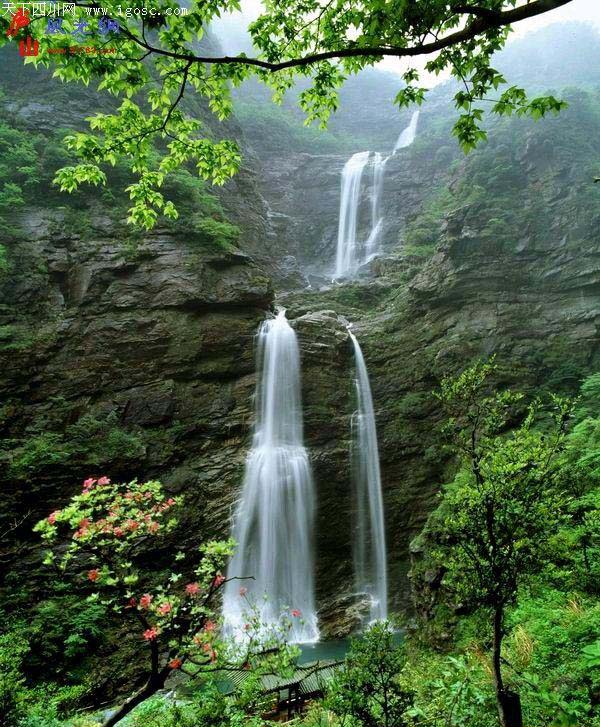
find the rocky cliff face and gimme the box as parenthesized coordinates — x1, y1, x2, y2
(274, 86, 600, 617)
(1, 28, 600, 652)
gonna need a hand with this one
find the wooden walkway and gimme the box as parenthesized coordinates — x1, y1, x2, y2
(225, 659, 344, 720)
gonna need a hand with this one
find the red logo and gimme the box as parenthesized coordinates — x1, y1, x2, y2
(19, 36, 39, 56)
(6, 8, 30, 37)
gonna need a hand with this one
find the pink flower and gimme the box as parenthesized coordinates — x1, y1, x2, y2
(158, 603, 172, 616)
(291, 609, 301, 618)
(87, 569, 100, 582)
(185, 582, 200, 596)
(204, 620, 216, 633)
(143, 628, 159, 641)
(139, 593, 153, 609)
(212, 574, 225, 588)
(127, 597, 137, 609)
(79, 518, 90, 529)
(47, 510, 60, 525)
(125, 519, 139, 531)
(169, 657, 182, 670)
(113, 527, 124, 537)
(147, 522, 159, 534)
(239, 587, 247, 597)
(82, 478, 96, 491)
(166, 498, 176, 507)
(97, 476, 110, 486)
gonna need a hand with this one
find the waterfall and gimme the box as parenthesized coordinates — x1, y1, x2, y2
(334, 109, 420, 278)
(223, 310, 319, 643)
(335, 152, 386, 278)
(393, 109, 420, 153)
(335, 151, 370, 279)
(365, 152, 386, 260)
(348, 330, 388, 623)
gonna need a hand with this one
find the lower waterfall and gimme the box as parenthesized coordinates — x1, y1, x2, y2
(349, 330, 388, 622)
(223, 310, 319, 643)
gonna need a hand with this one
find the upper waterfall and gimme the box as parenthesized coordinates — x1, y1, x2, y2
(349, 330, 388, 623)
(393, 109, 420, 153)
(333, 109, 419, 279)
(335, 151, 370, 279)
(223, 310, 319, 643)
(334, 152, 386, 279)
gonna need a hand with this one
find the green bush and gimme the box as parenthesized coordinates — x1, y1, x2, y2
(0, 623, 90, 727)
(505, 587, 600, 726)
(6, 412, 146, 479)
(326, 622, 412, 727)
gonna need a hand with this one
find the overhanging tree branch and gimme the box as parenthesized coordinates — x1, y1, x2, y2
(72, 0, 574, 72)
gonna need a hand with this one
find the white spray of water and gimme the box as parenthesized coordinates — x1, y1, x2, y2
(393, 109, 420, 153)
(348, 329, 388, 623)
(335, 151, 371, 278)
(223, 310, 319, 643)
(334, 110, 420, 277)
(335, 152, 387, 278)
(365, 152, 386, 259)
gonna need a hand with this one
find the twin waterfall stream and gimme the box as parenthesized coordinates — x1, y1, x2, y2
(335, 110, 419, 279)
(223, 111, 420, 642)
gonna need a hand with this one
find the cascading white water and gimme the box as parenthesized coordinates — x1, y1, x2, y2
(348, 330, 388, 623)
(335, 152, 386, 278)
(393, 109, 420, 153)
(365, 152, 386, 260)
(335, 151, 370, 279)
(223, 310, 319, 643)
(334, 109, 420, 278)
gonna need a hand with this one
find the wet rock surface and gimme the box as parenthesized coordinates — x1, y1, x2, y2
(1, 37, 600, 648)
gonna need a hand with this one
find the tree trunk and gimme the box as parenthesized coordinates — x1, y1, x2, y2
(101, 673, 166, 727)
(492, 605, 523, 727)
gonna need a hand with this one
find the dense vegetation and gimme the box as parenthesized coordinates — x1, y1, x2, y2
(0, 0, 573, 228)
(0, 7, 598, 727)
(2, 362, 598, 726)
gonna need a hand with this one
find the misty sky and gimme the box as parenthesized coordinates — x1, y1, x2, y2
(213, 0, 599, 86)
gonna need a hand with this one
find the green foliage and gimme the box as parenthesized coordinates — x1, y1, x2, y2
(429, 359, 571, 609)
(233, 98, 356, 155)
(30, 596, 108, 667)
(191, 217, 240, 251)
(402, 651, 496, 727)
(406, 367, 600, 727)
(4, 412, 146, 479)
(503, 587, 600, 726)
(403, 186, 455, 256)
(575, 372, 600, 423)
(0, 625, 89, 727)
(326, 622, 412, 727)
(119, 679, 267, 727)
(0, 1, 571, 228)
(0, 242, 8, 275)
(0, 627, 29, 726)
(0, 102, 239, 250)
(398, 87, 600, 261)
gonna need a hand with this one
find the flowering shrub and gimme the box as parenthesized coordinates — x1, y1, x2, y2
(34, 476, 294, 727)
